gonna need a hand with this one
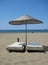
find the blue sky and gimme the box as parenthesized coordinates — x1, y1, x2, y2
(0, 0, 48, 30)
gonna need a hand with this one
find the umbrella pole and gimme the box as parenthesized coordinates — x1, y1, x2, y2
(25, 24, 27, 46)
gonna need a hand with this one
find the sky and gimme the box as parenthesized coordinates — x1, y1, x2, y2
(0, 0, 48, 30)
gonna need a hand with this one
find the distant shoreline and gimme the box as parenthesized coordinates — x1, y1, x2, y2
(0, 30, 48, 33)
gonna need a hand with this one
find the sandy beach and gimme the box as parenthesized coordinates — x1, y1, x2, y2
(0, 32, 48, 65)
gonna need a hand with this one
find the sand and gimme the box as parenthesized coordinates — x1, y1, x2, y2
(0, 32, 48, 65)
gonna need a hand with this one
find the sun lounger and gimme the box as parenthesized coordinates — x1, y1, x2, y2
(6, 42, 26, 52)
(26, 42, 44, 52)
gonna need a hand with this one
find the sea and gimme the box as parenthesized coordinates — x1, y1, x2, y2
(0, 30, 48, 33)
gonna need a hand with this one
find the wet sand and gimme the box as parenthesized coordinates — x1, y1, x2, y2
(0, 32, 48, 65)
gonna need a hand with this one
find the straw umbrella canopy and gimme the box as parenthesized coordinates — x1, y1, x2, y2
(9, 15, 43, 44)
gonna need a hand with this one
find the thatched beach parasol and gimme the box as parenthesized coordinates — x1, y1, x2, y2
(9, 15, 43, 45)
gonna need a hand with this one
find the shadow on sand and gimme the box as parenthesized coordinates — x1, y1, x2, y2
(8, 49, 26, 53)
(44, 46, 48, 51)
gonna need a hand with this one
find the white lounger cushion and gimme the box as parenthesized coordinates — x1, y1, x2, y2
(27, 42, 44, 51)
(6, 42, 25, 51)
